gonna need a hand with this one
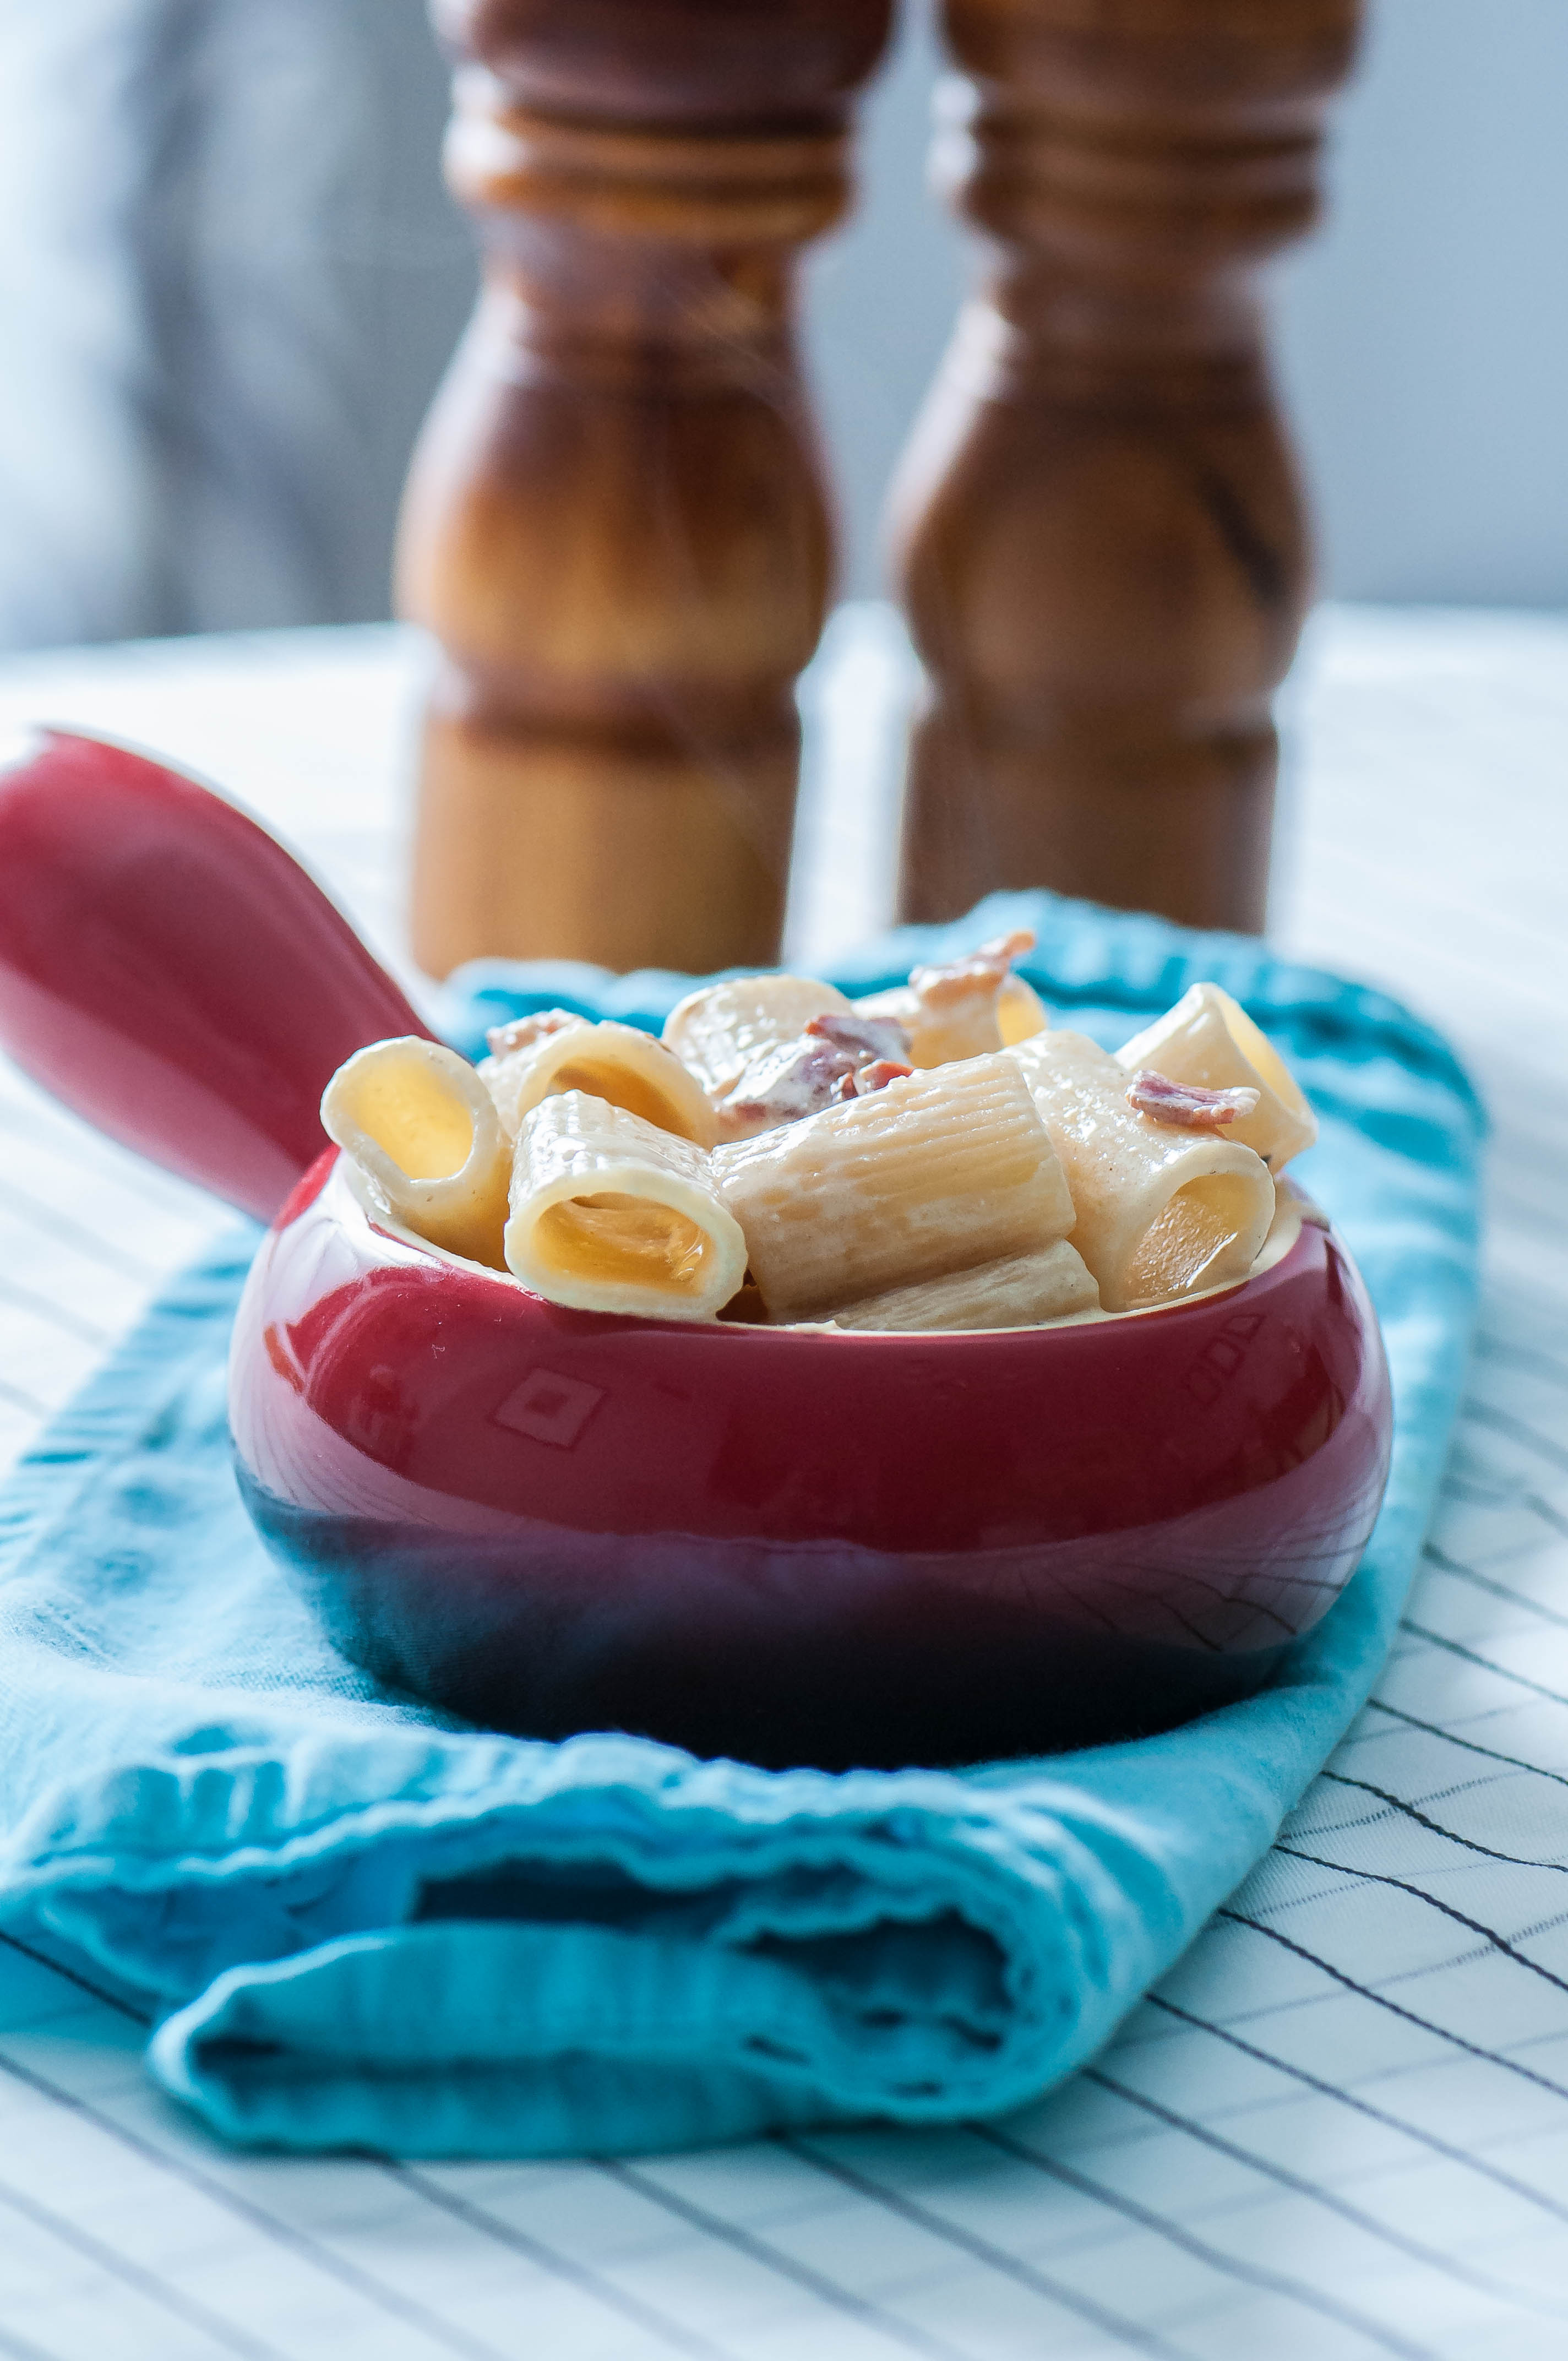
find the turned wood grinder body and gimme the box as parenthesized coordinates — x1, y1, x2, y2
(400, 0, 1360, 976)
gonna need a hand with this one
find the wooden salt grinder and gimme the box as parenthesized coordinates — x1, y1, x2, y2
(892, 0, 1362, 933)
(398, 1, 892, 980)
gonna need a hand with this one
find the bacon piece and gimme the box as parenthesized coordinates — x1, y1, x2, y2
(908, 928, 1036, 1013)
(804, 1009, 911, 1064)
(723, 1031, 914, 1131)
(484, 1008, 581, 1058)
(1126, 1068, 1261, 1130)
(833, 1058, 914, 1103)
(722, 1037, 848, 1129)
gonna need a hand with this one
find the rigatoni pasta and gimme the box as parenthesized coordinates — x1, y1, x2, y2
(997, 972, 1050, 1048)
(504, 1091, 746, 1320)
(483, 1014, 716, 1149)
(1010, 1030, 1275, 1312)
(1114, 984, 1316, 1171)
(316, 955, 1322, 1334)
(855, 930, 1045, 1067)
(663, 973, 850, 1096)
(830, 1239, 1098, 1332)
(712, 1053, 1075, 1323)
(322, 1036, 511, 1268)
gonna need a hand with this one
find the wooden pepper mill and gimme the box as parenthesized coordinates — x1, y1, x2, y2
(398, 0, 892, 979)
(892, 0, 1362, 933)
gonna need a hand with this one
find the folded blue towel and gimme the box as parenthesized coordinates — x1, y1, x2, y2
(0, 893, 1482, 2157)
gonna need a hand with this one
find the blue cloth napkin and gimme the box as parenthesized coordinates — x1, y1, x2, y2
(0, 891, 1482, 2157)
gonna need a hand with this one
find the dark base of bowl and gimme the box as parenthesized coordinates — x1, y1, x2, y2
(242, 1470, 1290, 1771)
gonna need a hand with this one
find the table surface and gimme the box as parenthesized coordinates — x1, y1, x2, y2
(1, 603, 1566, 2361)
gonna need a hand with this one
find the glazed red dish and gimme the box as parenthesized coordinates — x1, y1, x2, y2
(235, 1152, 1387, 1765)
(0, 733, 1392, 1769)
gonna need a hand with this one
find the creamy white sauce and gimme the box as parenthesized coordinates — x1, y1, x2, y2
(332, 1156, 1310, 1337)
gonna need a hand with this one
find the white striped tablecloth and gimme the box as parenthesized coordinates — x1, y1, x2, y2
(1, 603, 1566, 2361)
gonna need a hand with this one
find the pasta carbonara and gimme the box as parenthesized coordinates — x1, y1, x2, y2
(321, 934, 1319, 1330)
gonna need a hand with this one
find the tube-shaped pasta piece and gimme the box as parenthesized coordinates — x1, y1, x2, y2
(856, 929, 1040, 1065)
(505, 1091, 747, 1320)
(483, 1017, 716, 1150)
(714, 1053, 1074, 1323)
(853, 975, 1046, 1060)
(322, 1037, 511, 1268)
(662, 974, 852, 1128)
(704, 1011, 913, 1139)
(1114, 984, 1316, 1171)
(998, 972, 1049, 1047)
(1011, 1031, 1275, 1312)
(831, 1240, 1099, 1332)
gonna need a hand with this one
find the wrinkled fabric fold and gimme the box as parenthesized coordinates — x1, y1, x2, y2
(0, 890, 1483, 2155)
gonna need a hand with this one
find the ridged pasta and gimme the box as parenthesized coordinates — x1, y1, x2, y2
(661, 973, 853, 1135)
(1114, 984, 1317, 1172)
(322, 1037, 510, 1268)
(855, 930, 1046, 1065)
(1011, 1030, 1275, 1312)
(483, 1016, 716, 1149)
(714, 1053, 1075, 1323)
(505, 1090, 747, 1320)
(830, 1239, 1099, 1332)
(998, 973, 1049, 1047)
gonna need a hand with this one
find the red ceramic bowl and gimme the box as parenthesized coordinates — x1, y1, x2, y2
(0, 733, 1392, 1769)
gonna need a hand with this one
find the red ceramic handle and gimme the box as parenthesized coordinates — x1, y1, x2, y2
(0, 731, 433, 1220)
